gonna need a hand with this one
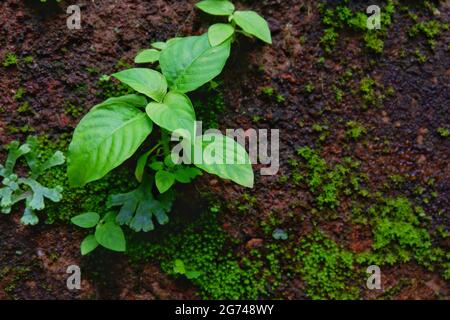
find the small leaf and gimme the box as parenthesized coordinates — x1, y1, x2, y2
(155, 170, 175, 193)
(164, 155, 176, 168)
(208, 23, 235, 46)
(135, 49, 160, 64)
(233, 11, 272, 44)
(71, 212, 100, 228)
(151, 42, 167, 50)
(196, 0, 235, 16)
(95, 221, 126, 252)
(173, 259, 186, 274)
(81, 234, 99, 255)
(149, 161, 164, 171)
(112, 68, 167, 102)
(135, 150, 152, 182)
(174, 167, 202, 183)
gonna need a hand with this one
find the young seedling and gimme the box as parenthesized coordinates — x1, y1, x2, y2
(0, 137, 65, 225)
(67, 0, 272, 253)
(71, 211, 126, 255)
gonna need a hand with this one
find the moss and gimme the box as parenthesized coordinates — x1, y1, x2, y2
(128, 215, 267, 299)
(320, 27, 339, 53)
(415, 49, 427, 64)
(304, 82, 315, 94)
(23, 56, 34, 64)
(345, 121, 366, 140)
(17, 102, 30, 114)
(260, 86, 285, 103)
(409, 19, 448, 49)
(357, 197, 447, 274)
(3, 53, 18, 67)
(13, 88, 25, 101)
(63, 101, 84, 117)
(296, 147, 364, 209)
(437, 127, 449, 138)
(293, 231, 359, 300)
(319, 1, 396, 54)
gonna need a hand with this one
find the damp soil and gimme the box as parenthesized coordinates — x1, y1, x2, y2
(0, 0, 449, 299)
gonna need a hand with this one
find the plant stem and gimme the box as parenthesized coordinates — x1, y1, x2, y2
(161, 129, 170, 156)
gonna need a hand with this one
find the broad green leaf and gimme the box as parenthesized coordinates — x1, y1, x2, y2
(196, 0, 235, 16)
(81, 234, 99, 255)
(233, 11, 272, 44)
(155, 170, 175, 193)
(112, 68, 167, 102)
(194, 133, 254, 188)
(146, 92, 196, 140)
(135, 49, 160, 64)
(67, 102, 153, 187)
(135, 150, 152, 182)
(71, 212, 100, 228)
(208, 23, 235, 46)
(151, 42, 167, 50)
(95, 221, 126, 252)
(93, 94, 148, 109)
(149, 161, 164, 171)
(159, 34, 231, 93)
(174, 167, 202, 183)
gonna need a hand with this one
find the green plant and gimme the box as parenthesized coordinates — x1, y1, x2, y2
(294, 231, 359, 300)
(437, 127, 449, 138)
(67, 0, 272, 253)
(71, 211, 126, 254)
(0, 137, 65, 225)
(345, 121, 366, 140)
(3, 53, 17, 67)
(173, 259, 202, 279)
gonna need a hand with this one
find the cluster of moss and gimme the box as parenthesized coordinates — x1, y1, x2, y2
(2, 53, 34, 68)
(293, 231, 360, 299)
(128, 215, 268, 299)
(319, 0, 396, 54)
(408, 15, 449, 49)
(294, 147, 368, 209)
(355, 197, 449, 278)
(359, 77, 394, 109)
